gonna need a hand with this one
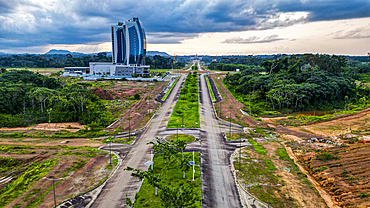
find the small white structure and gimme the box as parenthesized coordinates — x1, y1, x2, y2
(62, 67, 89, 76)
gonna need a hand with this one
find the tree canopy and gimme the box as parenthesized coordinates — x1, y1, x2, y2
(224, 55, 370, 114)
(0, 70, 113, 127)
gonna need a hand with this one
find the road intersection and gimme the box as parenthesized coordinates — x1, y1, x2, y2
(88, 71, 256, 208)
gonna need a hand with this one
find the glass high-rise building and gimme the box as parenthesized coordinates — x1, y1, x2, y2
(111, 17, 147, 65)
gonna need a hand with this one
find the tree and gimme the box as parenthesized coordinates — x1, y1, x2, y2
(125, 138, 196, 207)
(134, 93, 141, 100)
(159, 183, 197, 208)
(0, 68, 6, 74)
(28, 87, 57, 112)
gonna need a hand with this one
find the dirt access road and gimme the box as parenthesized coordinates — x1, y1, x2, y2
(90, 74, 186, 208)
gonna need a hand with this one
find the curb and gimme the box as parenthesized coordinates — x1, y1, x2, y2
(230, 149, 271, 208)
(160, 76, 180, 102)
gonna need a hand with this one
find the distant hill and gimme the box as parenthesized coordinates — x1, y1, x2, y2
(45, 49, 85, 56)
(146, 51, 171, 57)
(44, 49, 170, 58)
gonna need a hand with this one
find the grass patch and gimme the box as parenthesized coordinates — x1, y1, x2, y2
(316, 153, 339, 161)
(167, 72, 199, 128)
(0, 128, 108, 139)
(162, 77, 179, 101)
(264, 159, 277, 171)
(165, 134, 196, 143)
(276, 148, 290, 160)
(206, 76, 215, 101)
(0, 158, 59, 208)
(226, 133, 246, 141)
(134, 153, 201, 208)
(248, 138, 267, 154)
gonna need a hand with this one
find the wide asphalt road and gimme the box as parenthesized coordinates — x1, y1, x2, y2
(199, 74, 242, 207)
(90, 74, 186, 208)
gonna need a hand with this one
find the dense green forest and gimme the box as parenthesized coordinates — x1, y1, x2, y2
(224, 54, 370, 115)
(145, 55, 185, 69)
(0, 69, 113, 127)
(208, 54, 370, 71)
(0, 53, 185, 69)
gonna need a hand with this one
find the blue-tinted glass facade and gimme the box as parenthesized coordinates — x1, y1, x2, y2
(116, 27, 126, 64)
(112, 18, 146, 65)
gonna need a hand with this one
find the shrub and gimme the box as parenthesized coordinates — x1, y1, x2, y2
(316, 153, 338, 161)
(134, 93, 141, 100)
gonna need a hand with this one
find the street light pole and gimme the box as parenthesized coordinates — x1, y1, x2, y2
(192, 151, 195, 181)
(239, 136, 241, 171)
(128, 111, 131, 141)
(219, 102, 221, 118)
(177, 120, 179, 140)
(259, 183, 282, 208)
(110, 136, 113, 169)
(43, 177, 65, 208)
(148, 97, 150, 117)
(229, 106, 231, 136)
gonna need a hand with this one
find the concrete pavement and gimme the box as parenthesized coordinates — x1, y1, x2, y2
(199, 73, 243, 207)
(89, 74, 186, 208)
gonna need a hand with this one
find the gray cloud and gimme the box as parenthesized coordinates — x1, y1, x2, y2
(332, 27, 370, 39)
(0, 0, 370, 51)
(221, 34, 284, 44)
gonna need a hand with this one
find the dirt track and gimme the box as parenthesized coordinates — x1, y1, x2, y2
(107, 82, 166, 131)
(210, 74, 258, 127)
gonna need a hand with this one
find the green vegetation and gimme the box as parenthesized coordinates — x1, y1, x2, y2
(0, 158, 59, 208)
(223, 54, 370, 117)
(133, 153, 201, 207)
(275, 148, 291, 160)
(316, 152, 339, 161)
(0, 54, 185, 69)
(167, 72, 199, 128)
(264, 159, 277, 171)
(24, 185, 55, 208)
(165, 134, 196, 143)
(0, 127, 108, 139)
(247, 138, 267, 154)
(192, 64, 198, 71)
(359, 192, 370, 198)
(0, 157, 22, 173)
(0, 70, 113, 127)
(225, 133, 245, 141)
(125, 138, 200, 208)
(206, 76, 215, 101)
(162, 77, 179, 101)
(146, 55, 185, 70)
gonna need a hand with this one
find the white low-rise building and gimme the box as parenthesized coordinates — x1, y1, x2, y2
(89, 63, 149, 76)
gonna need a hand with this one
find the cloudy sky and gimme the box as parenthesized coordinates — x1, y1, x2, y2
(0, 0, 370, 55)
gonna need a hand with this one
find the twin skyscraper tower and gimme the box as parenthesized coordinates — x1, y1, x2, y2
(89, 17, 149, 77)
(111, 18, 147, 66)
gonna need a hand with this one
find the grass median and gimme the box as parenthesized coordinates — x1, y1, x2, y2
(167, 72, 199, 128)
(162, 77, 179, 101)
(206, 76, 216, 102)
(134, 152, 201, 208)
